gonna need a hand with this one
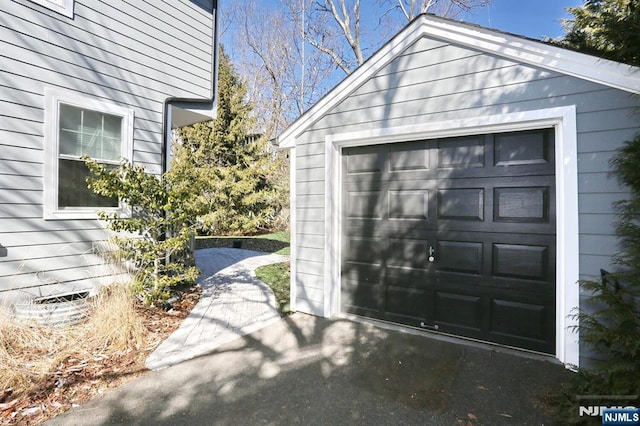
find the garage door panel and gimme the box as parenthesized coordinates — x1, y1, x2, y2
(342, 279, 380, 314)
(386, 285, 429, 322)
(437, 188, 484, 221)
(434, 291, 483, 331)
(494, 129, 553, 167)
(343, 237, 383, 265)
(387, 238, 433, 269)
(346, 190, 384, 219)
(385, 267, 432, 289)
(342, 263, 383, 284)
(490, 297, 551, 344)
(494, 186, 550, 223)
(346, 145, 384, 174)
(388, 190, 430, 220)
(492, 243, 550, 282)
(436, 240, 483, 275)
(437, 136, 486, 169)
(389, 141, 431, 171)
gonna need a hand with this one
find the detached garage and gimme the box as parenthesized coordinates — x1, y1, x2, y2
(277, 14, 640, 367)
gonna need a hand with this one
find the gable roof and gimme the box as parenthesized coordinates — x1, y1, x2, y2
(277, 13, 640, 149)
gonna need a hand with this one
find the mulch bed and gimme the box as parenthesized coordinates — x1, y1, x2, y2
(0, 285, 202, 425)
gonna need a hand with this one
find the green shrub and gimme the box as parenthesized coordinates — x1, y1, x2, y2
(85, 157, 199, 306)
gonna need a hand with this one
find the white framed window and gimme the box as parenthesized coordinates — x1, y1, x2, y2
(30, 0, 74, 18)
(44, 88, 134, 220)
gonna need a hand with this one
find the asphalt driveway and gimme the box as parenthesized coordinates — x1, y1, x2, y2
(48, 313, 571, 425)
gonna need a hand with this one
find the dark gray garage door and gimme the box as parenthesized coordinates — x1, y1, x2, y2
(341, 129, 556, 354)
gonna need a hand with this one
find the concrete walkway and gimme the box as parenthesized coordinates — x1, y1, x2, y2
(145, 248, 289, 370)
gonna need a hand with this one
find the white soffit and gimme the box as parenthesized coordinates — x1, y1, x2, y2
(278, 14, 640, 148)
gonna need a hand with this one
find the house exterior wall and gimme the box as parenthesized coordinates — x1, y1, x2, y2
(291, 36, 640, 364)
(0, 0, 215, 303)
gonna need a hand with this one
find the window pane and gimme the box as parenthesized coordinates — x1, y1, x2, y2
(59, 104, 82, 132)
(103, 114, 122, 139)
(101, 136, 121, 159)
(58, 104, 122, 161)
(59, 128, 82, 156)
(58, 158, 118, 208)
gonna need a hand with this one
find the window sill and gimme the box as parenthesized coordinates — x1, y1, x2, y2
(44, 207, 122, 221)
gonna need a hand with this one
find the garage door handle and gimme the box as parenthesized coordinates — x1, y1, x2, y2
(428, 246, 436, 262)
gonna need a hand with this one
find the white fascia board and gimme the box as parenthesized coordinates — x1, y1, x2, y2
(421, 16, 640, 95)
(278, 14, 640, 149)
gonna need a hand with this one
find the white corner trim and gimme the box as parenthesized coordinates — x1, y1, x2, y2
(43, 88, 134, 220)
(30, 0, 74, 18)
(323, 105, 580, 367)
(289, 147, 298, 313)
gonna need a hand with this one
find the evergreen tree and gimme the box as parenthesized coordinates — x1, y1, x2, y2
(560, 0, 640, 66)
(170, 46, 286, 235)
(572, 136, 640, 389)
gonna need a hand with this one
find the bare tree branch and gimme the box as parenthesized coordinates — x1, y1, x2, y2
(306, 37, 352, 74)
(323, 0, 364, 66)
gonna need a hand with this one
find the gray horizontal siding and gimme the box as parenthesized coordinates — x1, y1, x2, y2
(294, 274, 324, 302)
(0, 203, 42, 219)
(0, 70, 163, 123)
(297, 233, 325, 249)
(294, 271, 325, 316)
(0, 32, 207, 98)
(579, 255, 616, 279)
(578, 128, 639, 153)
(0, 175, 42, 191)
(579, 193, 627, 214)
(7, 0, 211, 85)
(0, 144, 44, 163)
(0, 159, 41, 177)
(578, 172, 625, 193)
(0, 227, 110, 247)
(291, 31, 640, 351)
(296, 220, 325, 236)
(0, 188, 41, 204)
(579, 213, 616, 236)
(297, 247, 324, 263)
(296, 153, 324, 169)
(0, 0, 214, 301)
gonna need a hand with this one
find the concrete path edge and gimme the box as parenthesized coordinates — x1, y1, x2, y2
(145, 248, 289, 370)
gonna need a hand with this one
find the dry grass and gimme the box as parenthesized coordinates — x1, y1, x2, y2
(0, 284, 146, 401)
(81, 285, 146, 353)
(0, 309, 66, 397)
(0, 282, 200, 424)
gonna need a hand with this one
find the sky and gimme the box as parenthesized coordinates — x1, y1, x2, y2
(468, 0, 585, 40)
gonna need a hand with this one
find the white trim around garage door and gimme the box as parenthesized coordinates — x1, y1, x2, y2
(323, 105, 580, 368)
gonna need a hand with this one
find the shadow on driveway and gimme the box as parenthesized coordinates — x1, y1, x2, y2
(48, 313, 571, 425)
